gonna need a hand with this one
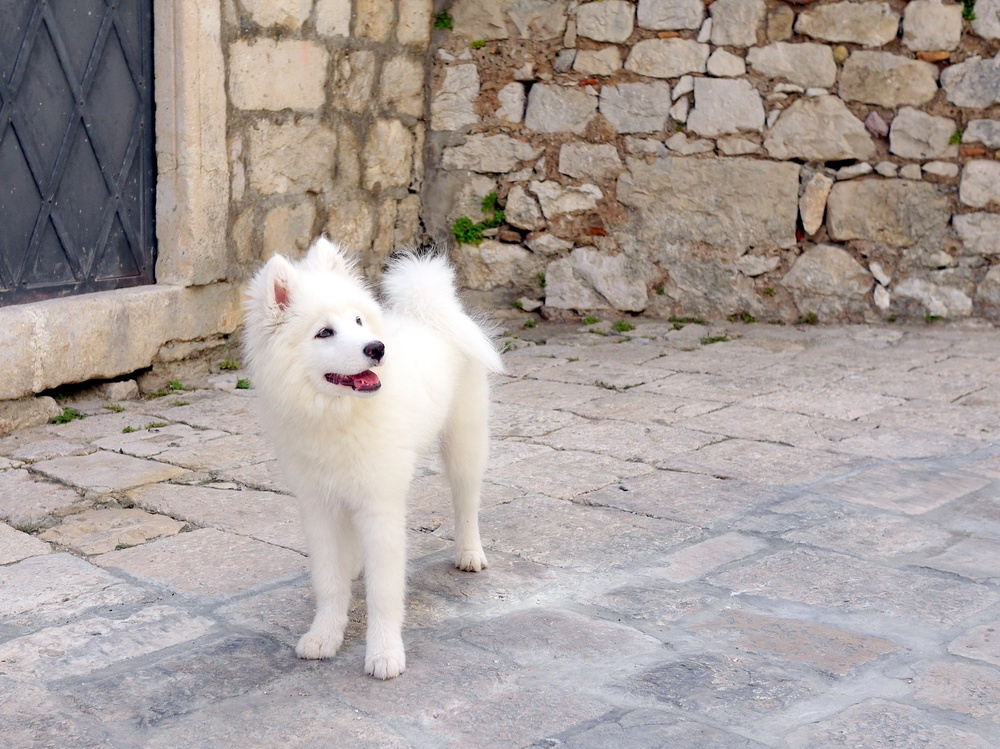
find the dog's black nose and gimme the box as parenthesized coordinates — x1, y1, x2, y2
(364, 341, 385, 362)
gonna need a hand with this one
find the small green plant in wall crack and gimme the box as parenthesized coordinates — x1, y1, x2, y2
(962, 0, 976, 21)
(433, 10, 453, 29)
(949, 129, 964, 146)
(451, 191, 505, 247)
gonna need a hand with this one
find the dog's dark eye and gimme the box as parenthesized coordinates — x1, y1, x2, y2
(316, 328, 334, 339)
(355, 316, 362, 326)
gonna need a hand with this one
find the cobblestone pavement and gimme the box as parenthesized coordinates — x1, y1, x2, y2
(2, 320, 1000, 748)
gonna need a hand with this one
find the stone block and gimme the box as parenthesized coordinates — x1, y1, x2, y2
(529, 180, 602, 218)
(710, 0, 766, 47)
(706, 48, 745, 77)
(781, 244, 872, 319)
(687, 78, 764, 137)
(747, 42, 837, 89)
(0, 396, 62, 436)
(795, 2, 900, 46)
(94, 528, 306, 596)
(941, 53, 1000, 108)
(826, 179, 950, 248)
(636, 0, 705, 30)
(599, 81, 673, 133)
(263, 199, 317, 258)
(497, 82, 526, 122)
(0, 522, 51, 565)
(692, 610, 896, 675)
(956, 213, 1000, 255)
(38, 508, 185, 556)
(454, 239, 541, 291)
(331, 50, 376, 115)
(545, 248, 649, 311)
(840, 51, 939, 107)
(816, 463, 989, 515)
(656, 533, 767, 583)
(355, 0, 394, 41)
(0, 553, 146, 625)
(442, 134, 543, 173)
(799, 171, 833, 236)
(766, 96, 874, 162)
(152, 432, 270, 473)
(0, 469, 83, 528)
(228, 40, 328, 111)
(624, 38, 708, 79)
(659, 439, 859, 484)
(431, 64, 480, 131)
(315, 0, 351, 37)
(709, 548, 995, 624)
(0, 605, 214, 681)
(914, 661, 1000, 722)
(33, 452, 189, 493)
(573, 46, 622, 75)
(965, 119, 1000, 147)
(247, 120, 336, 195)
(894, 278, 973, 318)
(972, 0, 1000, 39)
(903, 0, 963, 51)
(379, 55, 424, 118)
(921, 537, 1000, 581)
(617, 156, 799, 251)
(576, 0, 634, 42)
(128, 483, 304, 553)
(241, 0, 312, 29)
(362, 119, 414, 191)
(524, 84, 597, 134)
(784, 699, 994, 749)
(889, 107, 958, 160)
(504, 185, 545, 230)
(783, 514, 951, 559)
(949, 621, 1000, 667)
(398, 0, 433, 45)
(766, 4, 795, 41)
(558, 142, 623, 181)
(960, 160, 1000, 208)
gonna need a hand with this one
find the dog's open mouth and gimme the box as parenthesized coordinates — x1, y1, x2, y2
(325, 371, 381, 392)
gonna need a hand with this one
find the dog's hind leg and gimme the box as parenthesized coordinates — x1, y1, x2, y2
(442, 366, 490, 573)
(296, 503, 360, 660)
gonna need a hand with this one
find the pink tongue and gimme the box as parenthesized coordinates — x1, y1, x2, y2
(351, 371, 380, 390)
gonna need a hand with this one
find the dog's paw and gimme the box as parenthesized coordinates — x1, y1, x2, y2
(295, 628, 344, 660)
(365, 645, 406, 680)
(455, 547, 488, 572)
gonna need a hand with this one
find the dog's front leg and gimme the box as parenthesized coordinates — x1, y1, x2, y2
(356, 506, 407, 679)
(296, 504, 358, 660)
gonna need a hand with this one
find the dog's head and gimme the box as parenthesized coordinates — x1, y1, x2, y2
(245, 237, 387, 399)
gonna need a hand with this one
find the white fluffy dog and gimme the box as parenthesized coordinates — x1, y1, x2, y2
(243, 238, 503, 679)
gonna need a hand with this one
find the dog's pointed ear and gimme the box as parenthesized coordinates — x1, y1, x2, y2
(264, 254, 295, 313)
(306, 236, 350, 275)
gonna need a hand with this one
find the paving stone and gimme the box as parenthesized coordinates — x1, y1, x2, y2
(93, 423, 228, 458)
(784, 698, 995, 748)
(744, 385, 902, 420)
(659, 439, 860, 485)
(813, 463, 989, 515)
(219, 459, 285, 492)
(783, 513, 952, 559)
(0, 469, 86, 528)
(493, 378, 605, 408)
(533, 420, 721, 468)
(633, 652, 821, 724)
(580, 469, 775, 526)
(567, 390, 725, 426)
(0, 677, 113, 749)
(655, 532, 768, 582)
(709, 548, 995, 624)
(488, 446, 654, 499)
(914, 660, 1000, 723)
(33, 452, 189, 493)
(0, 605, 214, 681)
(948, 621, 1000, 667)
(920, 537, 1000, 582)
(0, 522, 52, 565)
(38, 508, 185, 555)
(93, 528, 306, 596)
(481, 496, 700, 572)
(691, 609, 897, 675)
(127, 483, 304, 552)
(548, 708, 772, 748)
(152, 432, 270, 472)
(0, 553, 147, 625)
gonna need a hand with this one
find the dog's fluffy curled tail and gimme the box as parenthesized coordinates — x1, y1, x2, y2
(382, 254, 505, 375)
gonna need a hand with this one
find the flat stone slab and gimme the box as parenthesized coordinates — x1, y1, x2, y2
(814, 463, 990, 514)
(33, 452, 190, 492)
(93, 528, 307, 596)
(0, 468, 87, 527)
(949, 621, 1000, 667)
(38, 508, 186, 555)
(93, 423, 229, 458)
(0, 522, 52, 564)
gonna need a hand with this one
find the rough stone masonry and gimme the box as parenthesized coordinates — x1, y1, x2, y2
(423, 0, 1000, 323)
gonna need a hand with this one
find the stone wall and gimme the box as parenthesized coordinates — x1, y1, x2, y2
(224, 0, 432, 278)
(424, 0, 1000, 322)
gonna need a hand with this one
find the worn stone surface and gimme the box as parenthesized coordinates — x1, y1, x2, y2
(965, 119, 1000, 148)
(576, 0, 635, 43)
(524, 84, 597, 134)
(314, 0, 351, 37)
(687, 78, 765, 137)
(799, 171, 833, 235)
(247, 120, 336, 195)
(889, 107, 958, 160)
(573, 47, 622, 76)
(940, 53, 1000, 108)
(766, 4, 795, 41)
(496, 82, 526, 123)
(826, 179, 950, 248)
(0, 397, 61, 436)
(747, 42, 837, 88)
(894, 277, 974, 317)
(530, 180, 603, 218)
(38, 508, 186, 556)
(782, 244, 872, 319)
(455, 239, 541, 291)
(558, 142, 624, 181)
(956, 213, 1000, 255)
(839, 51, 939, 107)
(545, 248, 649, 311)
(431, 64, 480, 131)
(971, 0, 1000, 39)
(765, 96, 875, 162)
(637, 0, 704, 30)
(903, 0, 963, 51)
(0, 523, 51, 565)
(960, 160, 1000, 208)
(599, 81, 673, 133)
(33, 452, 189, 493)
(709, 0, 766, 47)
(228, 40, 328, 111)
(706, 48, 746, 77)
(624, 38, 708, 79)
(442, 134, 543, 173)
(795, 2, 900, 46)
(504, 185, 545, 230)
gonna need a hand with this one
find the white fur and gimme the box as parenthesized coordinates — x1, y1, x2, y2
(243, 237, 503, 680)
